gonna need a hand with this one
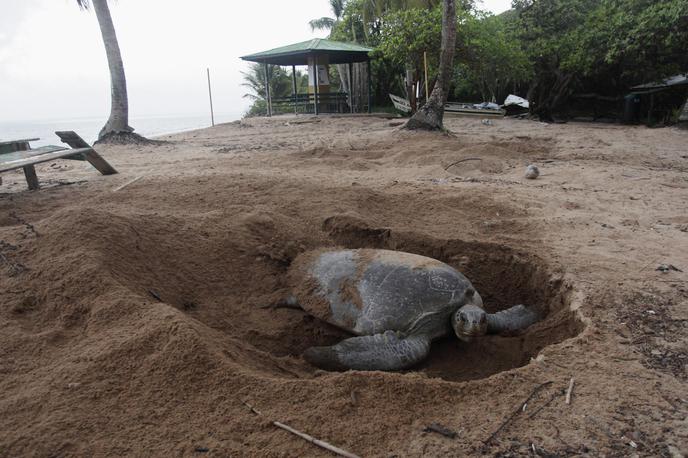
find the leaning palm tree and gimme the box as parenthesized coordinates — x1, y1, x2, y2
(77, 0, 144, 143)
(404, 0, 456, 130)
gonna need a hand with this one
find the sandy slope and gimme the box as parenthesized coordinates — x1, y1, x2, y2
(1, 115, 686, 457)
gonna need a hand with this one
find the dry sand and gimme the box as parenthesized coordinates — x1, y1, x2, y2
(1, 115, 687, 457)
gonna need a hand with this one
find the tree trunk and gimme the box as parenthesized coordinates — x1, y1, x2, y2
(92, 0, 134, 140)
(406, 66, 416, 111)
(405, 0, 456, 131)
(528, 56, 575, 122)
(337, 64, 349, 98)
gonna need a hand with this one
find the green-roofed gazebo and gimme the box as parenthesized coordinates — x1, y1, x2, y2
(241, 39, 373, 115)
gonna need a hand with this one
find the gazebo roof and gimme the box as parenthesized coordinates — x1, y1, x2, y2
(241, 39, 372, 66)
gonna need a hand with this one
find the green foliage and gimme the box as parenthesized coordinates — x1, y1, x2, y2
(311, 0, 687, 117)
(570, 0, 688, 87)
(514, 0, 688, 87)
(241, 63, 307, 117)
(376, 7, 443, 71)
(454, 13, 530, 101)
(375, 4, 530, 103)
(511, 0, 688, 119)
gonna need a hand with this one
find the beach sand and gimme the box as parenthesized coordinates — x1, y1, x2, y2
(1, 115, 686, 456)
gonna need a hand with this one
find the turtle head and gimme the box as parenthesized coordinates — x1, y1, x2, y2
(451, 303, 488, 342)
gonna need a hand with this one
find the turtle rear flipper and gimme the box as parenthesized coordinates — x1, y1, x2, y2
(487, 304, 539, 334)
(304, 331, 431, 371)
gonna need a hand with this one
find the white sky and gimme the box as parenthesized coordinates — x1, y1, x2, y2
(0, 0, 512, 123)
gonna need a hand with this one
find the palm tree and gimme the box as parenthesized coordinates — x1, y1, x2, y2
(241, 64, 295, 101)
(405, 0, 456, 130)
(77, 0, 140, 142)
(309, 0, 345, 31)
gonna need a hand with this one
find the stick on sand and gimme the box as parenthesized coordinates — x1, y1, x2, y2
(243, 401, 360, 458)
(273, 421, 360, 458)
(565, 377, 575, 405)
(113, 176, 143, 192)
(483, 381, 553, 446)
(444, 157, 482, 171)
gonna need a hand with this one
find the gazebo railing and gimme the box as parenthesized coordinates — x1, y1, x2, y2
(271, 92, 350, 115)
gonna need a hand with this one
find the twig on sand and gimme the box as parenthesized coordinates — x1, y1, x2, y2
(565, 377, 575, 405)
(242, 400, 262, 415)
(423, 423, 459, 439)
(113, 175, 143, 192)
(527, 390, 562, 420)
(273, 421, 360, 458)
(483, 381, 553, 447)
(147, 289, 162, 302)
(242, 400, 360, 458)
(444, 157, 482, 171)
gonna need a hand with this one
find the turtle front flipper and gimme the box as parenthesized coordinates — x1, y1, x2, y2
(487, 304, 540, 334)
(304, 331, 431, 371)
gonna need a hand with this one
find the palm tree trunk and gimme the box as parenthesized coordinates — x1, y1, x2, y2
(405, 0, 456, 130)
(92, 0, 133, 139)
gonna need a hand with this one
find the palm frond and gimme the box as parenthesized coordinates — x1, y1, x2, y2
(330, 0, 345, 19)
(309, 17, 336, 31)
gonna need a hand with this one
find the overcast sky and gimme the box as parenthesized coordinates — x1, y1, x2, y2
(0, 0, 512, 123)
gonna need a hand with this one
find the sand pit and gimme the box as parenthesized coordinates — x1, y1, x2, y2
(1, 116, 686, 456)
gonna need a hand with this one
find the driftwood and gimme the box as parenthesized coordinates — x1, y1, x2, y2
(565, 377, 575, 405)
(242, 400, 360, 458)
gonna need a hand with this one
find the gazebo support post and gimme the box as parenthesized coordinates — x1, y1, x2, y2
(348, 62, 354, 113)
(291, 65, 298, 114)
(263, 62, 272, 117)
(367, 59, 372, 114)
(313, 58, 320, 116)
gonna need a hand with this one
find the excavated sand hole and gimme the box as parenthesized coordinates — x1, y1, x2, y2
(300, 216, 585, 382)
(98, 211, 583, 383)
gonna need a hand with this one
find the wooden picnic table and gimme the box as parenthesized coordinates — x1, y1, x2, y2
(0, 138, 40, 155)
(0, 132, 117, 190)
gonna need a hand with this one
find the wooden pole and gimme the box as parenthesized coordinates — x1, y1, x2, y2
(348, 62, 354, 113)
(292, 65, 298, 114)
(367, 59, 372, 114)
(313, 58, 320, 115)
(263, 62, 272, 117)
(423, 51, 429, 101)
(206, 67, 215, 126)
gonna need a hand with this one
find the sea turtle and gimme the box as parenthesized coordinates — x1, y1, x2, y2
(285, 248, 540, 371)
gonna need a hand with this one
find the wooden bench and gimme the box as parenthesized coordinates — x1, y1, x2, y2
(0, 131, 117, 190)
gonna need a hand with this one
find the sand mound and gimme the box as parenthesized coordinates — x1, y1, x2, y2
(4, 116, 684, 456)
(1, 175, 582, 455)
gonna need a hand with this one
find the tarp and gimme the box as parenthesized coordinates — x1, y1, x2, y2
(503, 94, 529, 109)
(473, 102, 501, 110)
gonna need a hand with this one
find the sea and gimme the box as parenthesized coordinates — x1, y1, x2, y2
(0, 113, 239, 147)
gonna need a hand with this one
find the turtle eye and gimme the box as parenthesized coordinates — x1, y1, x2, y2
(458, 313, 466, 322)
